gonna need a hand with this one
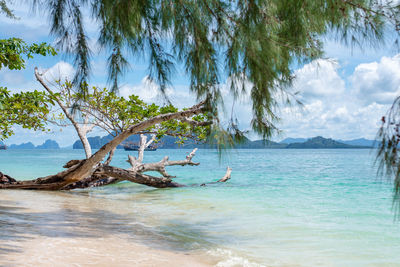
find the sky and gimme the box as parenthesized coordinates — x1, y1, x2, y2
(1, 3, 400, 147)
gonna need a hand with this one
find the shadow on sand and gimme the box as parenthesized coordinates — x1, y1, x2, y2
(0, 190, 218, 259)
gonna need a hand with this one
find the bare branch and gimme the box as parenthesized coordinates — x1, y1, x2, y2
(104, 147, 116, 165)
(218, 166, 232, 182)
(127, 134, 158, 171)
(97, 165, 184, 188)
(145, 134, 156, 147)
(137, 134, 147, 163)
(130, 148, 200, 178)
(34, 68, 93, 158)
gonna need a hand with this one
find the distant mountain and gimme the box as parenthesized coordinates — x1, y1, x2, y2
(73, 134, 200, 149)
(8, 140, 60, 149)
(337, 138, 378, 148)
(286, 136, 368, 149)
(7, 135, 373, 150)
(241, 139, 286, 148)
(9, 142, 36, 149)
(282, 136, 377, 148)
(36, 139, 60, 149)
(280, 137, 307, 144)
(72, 134, 284, 149)
(73, 135, 132, 149)
(72, 135, 371, 150)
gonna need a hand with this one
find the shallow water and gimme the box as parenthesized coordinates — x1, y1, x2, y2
(1, 149, 399, 266)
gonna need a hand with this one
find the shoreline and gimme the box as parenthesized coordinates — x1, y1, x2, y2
(0, 190, 216, 267)
(1, 234, 213, 267)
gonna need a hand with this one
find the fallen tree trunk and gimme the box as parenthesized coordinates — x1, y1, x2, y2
(0, 163, 229, 190)
(0, 143, 231, 190)
(0, 161, 89, 190)
(0, 161, 180, 190)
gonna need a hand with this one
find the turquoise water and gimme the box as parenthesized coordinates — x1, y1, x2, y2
(1, 149, 400, 266)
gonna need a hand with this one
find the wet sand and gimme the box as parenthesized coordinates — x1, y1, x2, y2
(0, 190, 214, 267)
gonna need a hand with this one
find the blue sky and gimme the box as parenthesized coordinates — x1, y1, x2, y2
(1, 2, 400, 147)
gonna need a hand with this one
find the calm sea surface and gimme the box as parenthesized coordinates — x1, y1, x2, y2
(1, 149, 399, 266)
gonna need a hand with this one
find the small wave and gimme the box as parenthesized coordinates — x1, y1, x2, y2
(208, 248, 265, 267)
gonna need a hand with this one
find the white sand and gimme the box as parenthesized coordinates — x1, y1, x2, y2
(0, 190, 216, 267)
(1, 234, 211, 267)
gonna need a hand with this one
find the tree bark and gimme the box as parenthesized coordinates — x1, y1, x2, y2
(0, 164, 183, 189)
(104, 147, 116, 165)
(35, 68, 93, 158)
(98, 165, 184, 188)
(0, 153, 231, 190)
(218, 167, 232, 182)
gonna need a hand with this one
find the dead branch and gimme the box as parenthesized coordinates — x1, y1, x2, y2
(104, 147, 116, 165)
(218, 166, 232, 182)
(127, 146, 199, 178)
(97, 165, 184, 188)
(35, 68, 93, 158)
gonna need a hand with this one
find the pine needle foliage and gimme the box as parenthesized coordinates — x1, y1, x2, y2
(377, 97, 400, 215)
(26, 0, 400, 140)
(0, 0, 16, 19)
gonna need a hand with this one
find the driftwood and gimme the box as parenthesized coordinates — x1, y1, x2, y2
(0, 134, 231, 190)
(0, 172, 16, 184)
(218, 167, 232, 182)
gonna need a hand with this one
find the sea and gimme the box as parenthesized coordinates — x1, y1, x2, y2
(1, 148, 400, 266)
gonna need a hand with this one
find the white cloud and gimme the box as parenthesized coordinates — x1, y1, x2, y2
(278, 56, 400, 140)
(351, 55, 400, 105)
(41, 61, 75, 83)
(119, 77, 201, 110)
(120, 76, 172, 103)
(0, 61, 75, 94)
(292, 59, 345, 101)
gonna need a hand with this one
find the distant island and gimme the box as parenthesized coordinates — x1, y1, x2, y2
(4, 136, 378, 150)
(284, 136, 369, 149)
(7, 139, 60, 149)
(281, 137, 378, 147)
(71, 135, 375, 149)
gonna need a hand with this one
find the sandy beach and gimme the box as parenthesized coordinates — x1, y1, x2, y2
(0, 190, 214, 267)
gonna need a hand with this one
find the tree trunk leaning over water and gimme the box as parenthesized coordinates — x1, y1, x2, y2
(0, 112, 231, 190)
(0, 143, 231, 190)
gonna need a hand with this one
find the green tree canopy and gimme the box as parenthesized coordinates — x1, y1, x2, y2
(0, 0, 16, 19)
(0, 38, 56, 70)
(0, 37, 57, 140)
(0, 87, 55, 140)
